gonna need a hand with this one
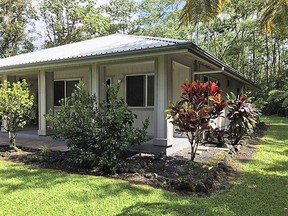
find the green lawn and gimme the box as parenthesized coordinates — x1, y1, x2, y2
(0, 116, 287, 216)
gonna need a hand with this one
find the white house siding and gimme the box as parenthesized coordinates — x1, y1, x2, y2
(53, 66, 90, 90)
(172, 61, 191, 103)
(105, 61, 155, 135)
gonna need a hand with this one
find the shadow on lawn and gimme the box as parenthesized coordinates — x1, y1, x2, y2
(117, 202, 222, 216)
(0, 163, 151, 198)
(0, 164, 69, 193)
(116, 170, 288, 216)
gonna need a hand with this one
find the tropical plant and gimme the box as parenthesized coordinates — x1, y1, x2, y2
(180, 0, 231, 26)
(166, 80, 226, 161)
(260, 0, 288, 35)
(180, 0, 287, 34)
(226, 92, 260, 146)
(0, 80, 34, 150)
(266, 83, 288, 116)
(46, 82, 149, 173)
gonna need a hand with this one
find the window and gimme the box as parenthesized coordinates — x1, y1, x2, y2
(106, 77, 112, 102)
(227, 79, 230, 87)
(126, 75, 154, 107)
(54, 79, 79, 106)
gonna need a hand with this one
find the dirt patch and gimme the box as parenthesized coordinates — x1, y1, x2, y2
(0, 125, 266, 196)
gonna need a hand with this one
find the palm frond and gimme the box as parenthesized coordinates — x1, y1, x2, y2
(180, 0, 231, 26)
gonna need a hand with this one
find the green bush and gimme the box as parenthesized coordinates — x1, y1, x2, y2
(46, 82, 149, 173)
(0, 80, 34, 150)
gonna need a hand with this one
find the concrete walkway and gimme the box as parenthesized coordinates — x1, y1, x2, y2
(0, 130, 68, 151)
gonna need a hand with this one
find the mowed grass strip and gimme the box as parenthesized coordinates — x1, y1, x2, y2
(0, 115, 287, 216)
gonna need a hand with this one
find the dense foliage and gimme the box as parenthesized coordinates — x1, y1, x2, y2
(0, 0, 36, 57)
(46, 82, 149, 173)
(0, 80, 34, 150)
(167, 80, 226, 160)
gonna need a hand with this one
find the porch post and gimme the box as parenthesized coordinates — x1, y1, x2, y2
(38, 70, 54, 135)
(98, 66, 106, 101)
(153, 55, 173, 147)
(1, 74, 8, 132)
(91, 63, 99, 104)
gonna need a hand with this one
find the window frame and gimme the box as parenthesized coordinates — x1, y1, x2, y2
(125, 74, 155, 108)
(54, 78, 81, 106)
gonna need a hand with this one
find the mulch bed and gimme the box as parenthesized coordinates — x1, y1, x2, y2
(0, 124, 267, 196)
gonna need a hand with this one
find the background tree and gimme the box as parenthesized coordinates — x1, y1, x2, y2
(137, 0, 192, 39)
(0, 0, 36, 57)
(260, 0, 288, 35)
(0, 80, 34, 150)
(39, 0, 108, 48)
(101, 0, 139, 34)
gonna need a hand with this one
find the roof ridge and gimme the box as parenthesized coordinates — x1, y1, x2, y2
(127, 34, 187, 44)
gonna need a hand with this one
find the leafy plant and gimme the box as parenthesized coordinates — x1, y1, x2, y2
(166, 80, 226, 161)
(40, 144, 52, 156)
(96, 84, 149, 173)
(0, 80, 34, 150)
(46, 81, 149, 173)
(226, 92, 260, 146)
(266, 83, 288, 116)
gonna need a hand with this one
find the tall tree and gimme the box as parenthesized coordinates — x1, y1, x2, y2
(0, 0, 36, 58)
(180, 0, 231, 26)
(180, 0, 287, 34)
(39, 0, 108, 48)
(138, 0, 192, 39)
(102, 0, 139, 34)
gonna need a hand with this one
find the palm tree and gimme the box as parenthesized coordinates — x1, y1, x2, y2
(260, 0, 288, 35)
(180, 0, 287, 34)
(180, 0, 231, 26)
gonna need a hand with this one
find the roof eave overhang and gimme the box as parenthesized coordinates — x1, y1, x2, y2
(187, 46, 260, 90)
(0, 43, 191, 73)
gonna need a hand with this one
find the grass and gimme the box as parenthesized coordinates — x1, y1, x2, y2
(0, 115, 287, 215)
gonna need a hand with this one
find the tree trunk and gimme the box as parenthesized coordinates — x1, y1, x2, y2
(8, 131, 19, 151)
(265, 34, 270, 90)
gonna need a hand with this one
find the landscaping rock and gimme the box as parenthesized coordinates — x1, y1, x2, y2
(177, 179, 195, 191)
(144, 173, 153, 179)
(195, 182, 208, 193)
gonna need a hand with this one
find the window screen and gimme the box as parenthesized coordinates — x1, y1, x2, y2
(126, 76, 144, 107)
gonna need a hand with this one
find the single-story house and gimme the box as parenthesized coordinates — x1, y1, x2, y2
(0, 34, 258, 155)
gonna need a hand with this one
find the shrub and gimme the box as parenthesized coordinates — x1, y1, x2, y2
(226, 92, 260, 145)
(96, 84, 149, 173)
(166, 80, 226, 161)
(0, 80, 34, 150)
(46, 82, 149, 173)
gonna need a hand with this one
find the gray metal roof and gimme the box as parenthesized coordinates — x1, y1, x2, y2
(0, 34, 189, 68)
(0, 33, 258, 88)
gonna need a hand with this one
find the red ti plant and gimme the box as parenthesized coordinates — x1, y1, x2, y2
(166, 80, 226, 161)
